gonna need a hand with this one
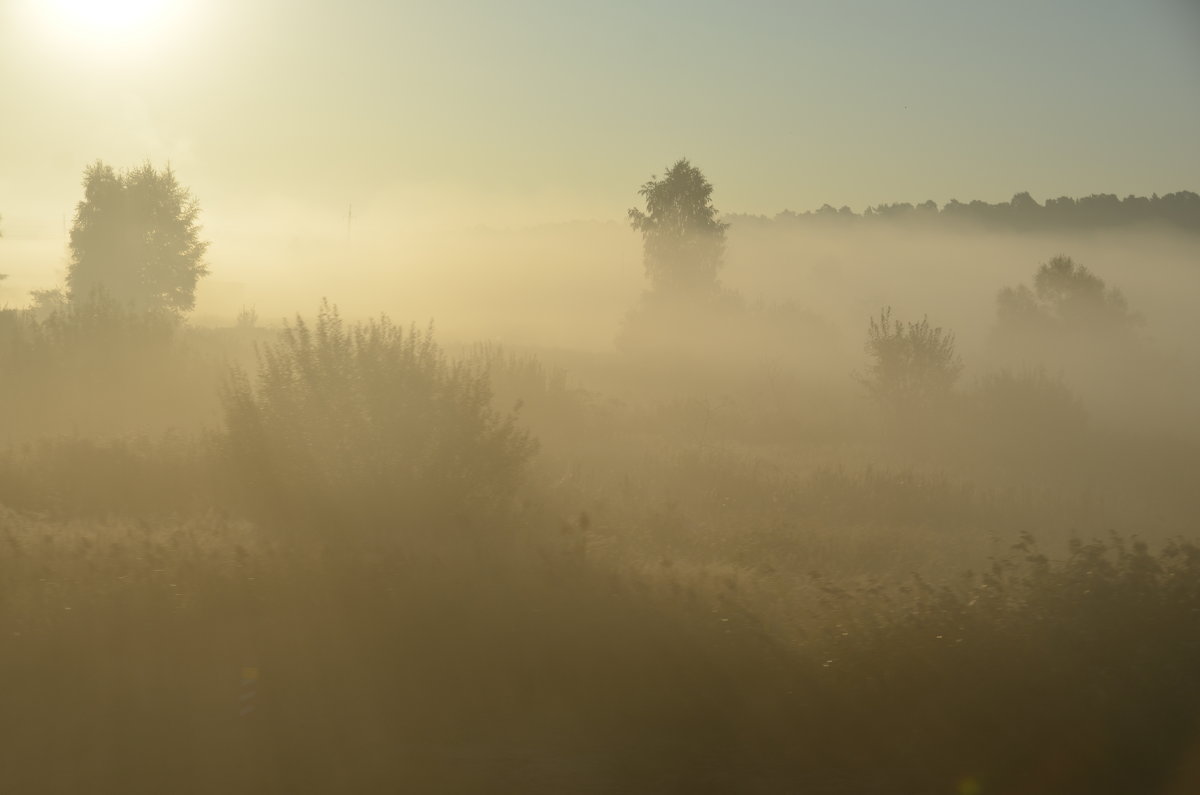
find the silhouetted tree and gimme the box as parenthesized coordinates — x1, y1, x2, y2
(733, 190, 1200, 232)
(67, 161, 209, 315)
(1008, 192, 1041, 228)
(998, 255, 1137, 334)
(628, 159, 728, 295)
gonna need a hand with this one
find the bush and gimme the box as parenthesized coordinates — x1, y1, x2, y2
(963, 368, 1089, 471)
(859, 307, 962, 421)
(463, 342, 593, 444)
(220, 302, 537, 536)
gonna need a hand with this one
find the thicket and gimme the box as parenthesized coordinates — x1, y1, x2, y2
(219, 302, 536, 537)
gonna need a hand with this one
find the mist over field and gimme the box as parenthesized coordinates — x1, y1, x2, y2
(4, 1, 1200, 793)
(13, 207, 1199, 433)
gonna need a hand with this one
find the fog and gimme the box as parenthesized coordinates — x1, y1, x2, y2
(5, 151, 1200, 793)
(5, 10, 1200, 775)
(156, 208, 1200, 440)
(9, 0, 1200, 786)
(56, 201, 1188, 369)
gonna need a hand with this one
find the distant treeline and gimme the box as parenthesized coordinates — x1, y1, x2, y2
(730, 190, 1200, 232)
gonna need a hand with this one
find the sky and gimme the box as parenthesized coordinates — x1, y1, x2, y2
(1, 0, 1198, 240)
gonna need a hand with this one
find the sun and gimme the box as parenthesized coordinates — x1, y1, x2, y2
(30, 0, 191, 55)
(48, 0, 169, 33)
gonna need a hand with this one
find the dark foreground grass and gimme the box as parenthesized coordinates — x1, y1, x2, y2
(2, 508, 1198, 794)
(3, 303, 1199, 793)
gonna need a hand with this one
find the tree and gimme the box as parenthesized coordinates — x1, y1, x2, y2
(67, 161, 209, 314)
(861, 307, 962, 413)
(997, 255, 1137, 335)
(29, 288, 69, 321)
(628, 158, 728, 295)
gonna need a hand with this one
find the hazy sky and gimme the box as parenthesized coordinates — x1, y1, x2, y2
(2, 0, 1199, 235)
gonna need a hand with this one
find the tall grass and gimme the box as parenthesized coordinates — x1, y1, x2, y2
(2, 295, 1199, 792)
(1, 505, 1197, 793)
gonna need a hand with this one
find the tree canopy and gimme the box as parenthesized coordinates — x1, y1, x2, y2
(727, 190, 1200, 233)
(67, 161, 209, 315)
(997, 255, 1138, 335)
(628, 159, 728, 295)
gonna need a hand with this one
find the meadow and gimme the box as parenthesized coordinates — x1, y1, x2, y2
(1, 217, 1199, 794)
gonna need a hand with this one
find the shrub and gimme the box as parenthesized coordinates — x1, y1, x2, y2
(462, 342, 593, 444)
(220, 302, 537, 536)
(964, 368, 1089, 470)
(860, 306, 962, 415)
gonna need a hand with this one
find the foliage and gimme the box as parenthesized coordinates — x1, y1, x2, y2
(220, 302, 537, 534)
(964, 368, 1088, 469)
(628, 158, 728, 295)
(28, 288, 68, 321)
(2, 497, 1198, 793)
(998, 255, 1138, 335)
(67, 161, 209, 315)
(464, 342, 594, 444)
(808, 533, 1200, 794)
(860, 307, 962, 413)
(730, 189, 1200, 232)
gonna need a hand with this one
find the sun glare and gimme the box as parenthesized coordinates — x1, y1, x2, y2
(30, 0, 191, 56)
(49, 0, 165, 31)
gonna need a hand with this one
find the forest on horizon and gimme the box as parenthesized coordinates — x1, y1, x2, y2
(730, 188, 1200, 232)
